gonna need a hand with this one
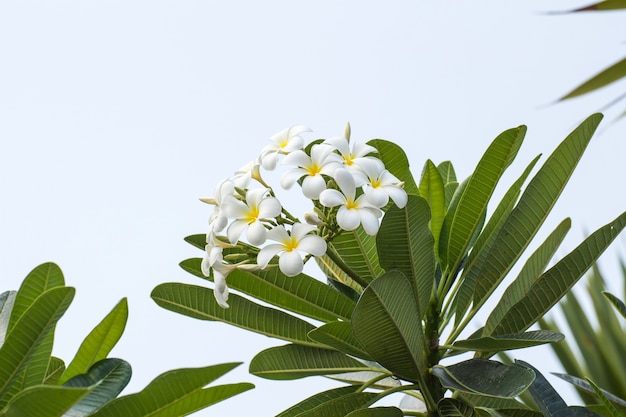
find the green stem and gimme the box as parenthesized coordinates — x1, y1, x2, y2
(356, 372, 394, 393)
(324, 245, 369, 288)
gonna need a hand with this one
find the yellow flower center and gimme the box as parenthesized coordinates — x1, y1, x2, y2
(370, 178, 382, 188)
(345, 199, 359, 210)
(343, 154, 355, 166)
(307, 163, 321, 176)
(246, 206, 260, 223)
(283, 237, 298, 252)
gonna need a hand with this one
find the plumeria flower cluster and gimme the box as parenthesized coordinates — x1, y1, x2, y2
(201, 123, 407, 307)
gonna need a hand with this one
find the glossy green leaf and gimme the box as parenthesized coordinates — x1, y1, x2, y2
(61, 298, 128, 384)
(367, 139, 419, 195)
(249, 344, 372, 380)
(451, 330, 563, 353)
(44, 357, 65, 385)
(308, 321, 372, 360)
(433, 359, 534, 398)
(326, 227, 384, 287)
(180, 257, 355, 322)
(452, 155, 541, 329)
(90, 363, 253, 417)
(345, 406, 403, 417)
(295, 392, 379, 417)
(276, 385, 360, 417)
(561, 56, 626, 100)
(482, 218, 571, 336)
(376, 196, 436, 319)
(0, 287, 75, 406)
(0, 385, 90, 417)
(351, 270, 425, 383)
(151, 283, 320, 347)
(603, 292, 626, 320)
(0, 292, 16, 347)
(457, 114, 603, 333)
(516, 360, 568, 417)
(62, 358, 132, 417)
(438, 398, 481, 417)
(443, 125, 526, 273)
(419, 159, 446, 258)
(490, 210, 626, 335)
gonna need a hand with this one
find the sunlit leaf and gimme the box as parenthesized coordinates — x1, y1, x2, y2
(326, 227, 384, 287)
(419, 159, 446, 258)
(44, 357, 65, 385)
(561, 56, 626, 100)
(0, 385, 90, 417)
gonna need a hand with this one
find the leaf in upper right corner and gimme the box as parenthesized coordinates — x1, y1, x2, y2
(560, 55, 626, 100)
(432, 359, 535, 398)
(565, 0, 626, 11)
(603, 292, 626, 320)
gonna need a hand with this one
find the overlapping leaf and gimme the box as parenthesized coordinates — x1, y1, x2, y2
(367, 139, 419, 195)
(0, 385, 90, 417)
(276, 385, 360, 417)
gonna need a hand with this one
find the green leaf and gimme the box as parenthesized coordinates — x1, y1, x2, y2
(0, 385, 90, 417)
(438, 398, 481, 417)
(585, 377, 623, 417)
(451, 330, 563, 353)
(443, 125, 526, 273)
(437, 161, 457, 184)
(566, 0, 626, 11)
(482, 218, 571, 336)
(294, 392, 379, 417)
(249, 344, 372, 380)
(345, 406, 404, 417)
(62, 358, 131, 417)
(490, 210, 626, 335)
(351, 270, 425, 383)
(432, 359, 535, 398)
(276, 386, 360, 417)
(326, 227, 385, 287)
(183, 234, 205, 251)
(552, 373, 626, 409)
(0, 292, 16, 347)
(0, 287, 75, 406)
(419, 159, 446, 258)
(308, 321, 373, 361)
(151, 283, 321, 347)
(561, 56, 626, 100)
(44, 357, 65, 385)
(603, 292, 626, 320)
(376, 196, 436, 319)
(457, 114, 603, 333)
(367, 139, 419, 195)
(90, 363, 253, 417)
(61, 298, 128, 384)
(516, 360, 568, 417)
(180, 257, 355, 322)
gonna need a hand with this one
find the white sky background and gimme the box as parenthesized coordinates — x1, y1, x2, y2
(1, 1, 626, 415)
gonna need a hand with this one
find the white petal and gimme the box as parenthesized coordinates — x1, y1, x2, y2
(279, 251, 304, 277)
(324, 136, 350, 154)
(386, 186, 408, 208)
(365, 187, 389, 208)
(246, 188, 267, 207)
(266, 225, 291, 243)
(333, 168, 356, 200)
(259, 150, 279, 171)
(352, 142, 378, 157)
(213, 270, 230, 308)
(360, 209, 382, 236)
(223, 198, 250, 219)
(302, 175, 327, 200)
(319, 189, 346, 208)
(291, 222, 318, 240)
(297, 235, 327, 256)
(336, 206, 360, 231)
(282, 150, 311, 167)
(282, 135, 304, 152)
(258, 196, 282, 218)
(227, 219, 248, 244)
(201, 254, 212, 276)
(246, 220, 268, 245)
(281, 168, 307, 190)
(257, 244, 284, 269)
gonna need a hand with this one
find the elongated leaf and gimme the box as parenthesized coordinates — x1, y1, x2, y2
(451, 330, 563, 353)
(563, 0, 626, 11)
(62, 358, 132, 417)
(44, 357, 65, 385)
(326, 227, 384, 287)
(516, 360, 568, 417)
(61, 299, 128, 384)
(586, 378, 623, 417)
(151, 283, 321, 347)
(561, 56, 626, 100)
(295, 392, 379, 417)
(482, 218, 571, 336)
(443, 126, 526, 273)
(0, 292, 16, 347)
(180, 257, 355, 322)
(460, 393, 532, 410)
(316, 254, 363, 298)
(184, 234, 206, 251)
(437, 161, 457, 184)
(345, 406, 404, 416)
(419, 159, 446, 258)
(458, 114, 603, 332)
(603, 292, 626, 319)
(249, 344, 372, 380)
(0, 287, 75, 406)
(438, 398, 481, 417)
(433, 359, 534, 398)
(90, 363, 253, 417)
(552, 373, 626, 409)
(308, 321, 373, 360)
(490, 210, 626, 335)
(376, 196, 435, 319)
(276, 385, 360, 417)
(367, 139, 419, 195)
(0, 385, 91, 417)
(351, 270, 425, 383)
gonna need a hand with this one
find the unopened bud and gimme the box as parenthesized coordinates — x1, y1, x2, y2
(200, 197, 217, 205)
(344, 121, 351, 143)
(304, 212, 323, 226)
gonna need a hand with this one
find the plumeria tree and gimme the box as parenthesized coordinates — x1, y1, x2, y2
(153, 114, 626, 416)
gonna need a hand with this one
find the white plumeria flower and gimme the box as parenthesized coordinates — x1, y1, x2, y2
(356, 158, 408, 209)
(257, 223, 327, 277)
(319, 168, 383, 236)
(212, 261, 234, 308)
(201, 243, 223, 276)
(324, 135, 379, 179)
(281, 144, 343, 200)
(259, 125, 311, 171)
(232, 159, 260, 189)
(202, 179, 235, 234)
(223, 188, 282, 245)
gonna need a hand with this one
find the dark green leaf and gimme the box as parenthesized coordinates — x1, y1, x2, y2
(552, 373, 626, 409)
(43, 357, 65, 385)
(276, 386, 360, 417)
(345, 406, 404, 417)
(516, 360, 567, 417)
(438, 398, 481, 417)
(451, 330, 563, 353)
(308, 321, 373, 360)
(603, 292, 626, 320)
(295, 392, 379, 417)
(249, 344, 372, 380)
